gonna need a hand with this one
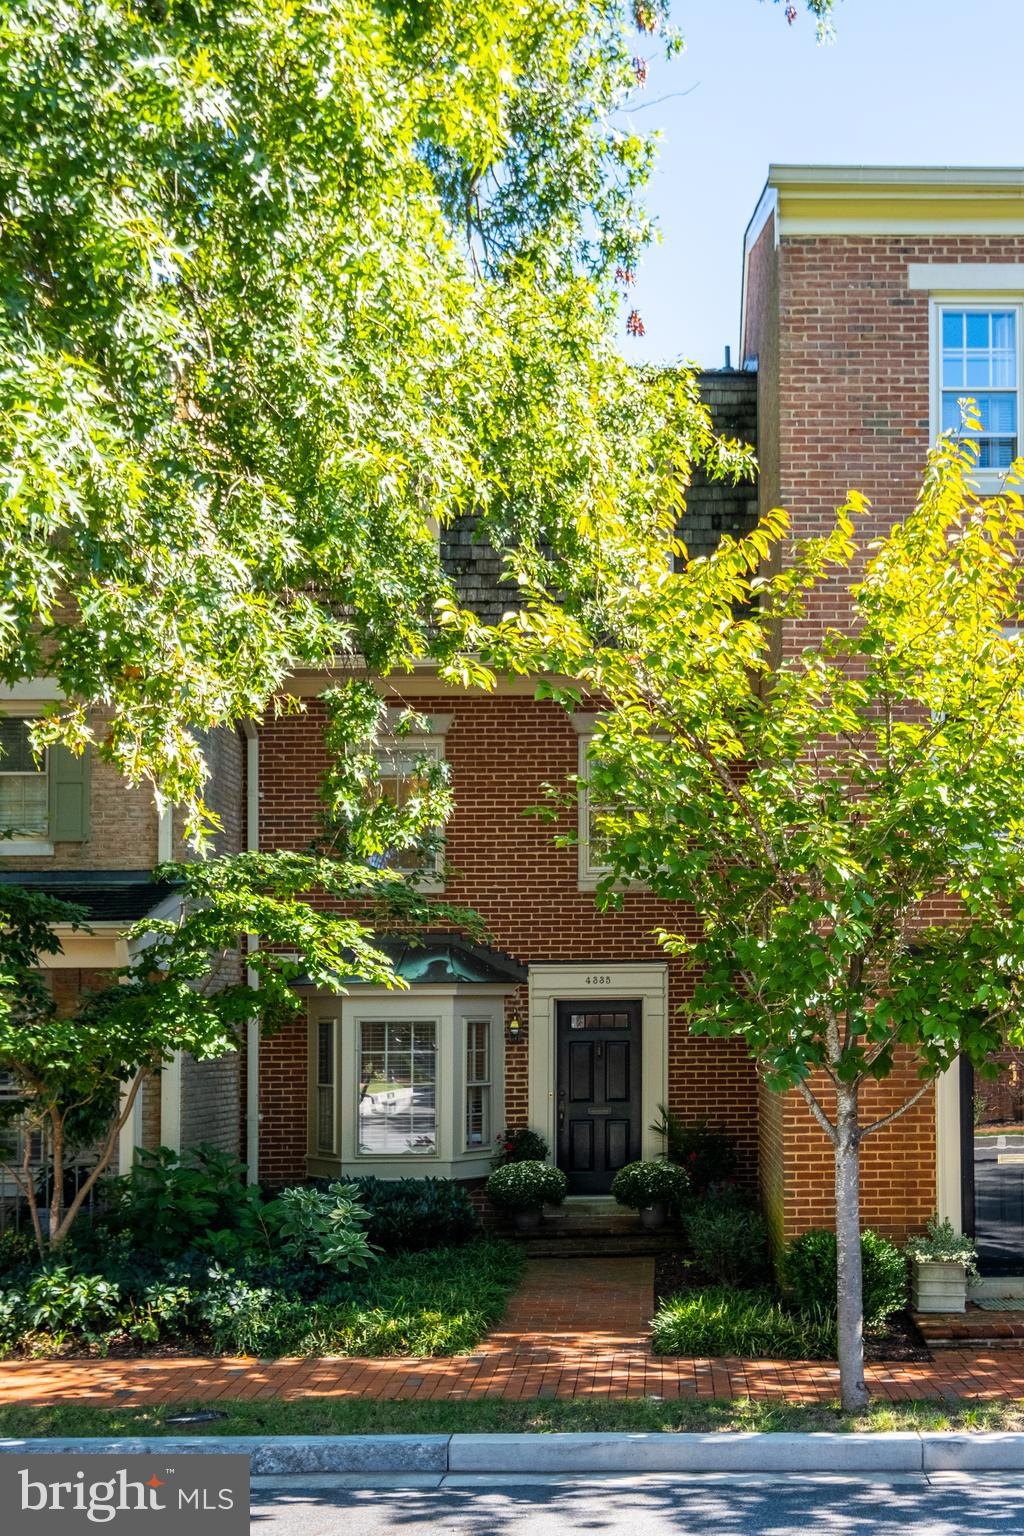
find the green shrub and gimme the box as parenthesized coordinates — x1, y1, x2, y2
(652, 1107, 738, 1196)
(651, 1287, 836, 1359)
(0, 1290, 22, 1352)
(106, 1145, 255, 1258)
(782, 1228, 908, 1328)
(348, 1176, 479, 1252)
(23, 1267, 121, 1340)
(610, 1159, 689, 1211)
(485, 1160, 567, 1211)
(685, 1199, 769, 1287)
(0, 1227, 37, 1276)
(492, 1128, 549, 1168)
(311, 1239, 525, 1356)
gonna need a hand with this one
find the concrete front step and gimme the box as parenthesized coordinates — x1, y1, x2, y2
(496, 1197, 681, 1253)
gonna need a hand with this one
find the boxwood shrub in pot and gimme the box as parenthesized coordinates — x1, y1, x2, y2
(485, 1161, 567, 1231)
(610, 1160, 689, 1229)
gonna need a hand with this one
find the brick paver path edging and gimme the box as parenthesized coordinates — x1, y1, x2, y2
(2, 1256, 1024, 1407)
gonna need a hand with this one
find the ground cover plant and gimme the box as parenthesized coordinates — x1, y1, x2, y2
(654, 1204, 912, 1360)
(0, 1150, 522, 1360)
(651, 1287, 837, 1360)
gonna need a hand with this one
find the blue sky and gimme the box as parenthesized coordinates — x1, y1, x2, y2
(617, 0, 1024, 368)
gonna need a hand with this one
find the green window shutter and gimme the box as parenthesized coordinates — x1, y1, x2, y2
(48, 743, 91, 842)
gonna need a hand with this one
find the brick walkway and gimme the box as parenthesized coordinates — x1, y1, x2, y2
(2, 1257, 1024, 1407)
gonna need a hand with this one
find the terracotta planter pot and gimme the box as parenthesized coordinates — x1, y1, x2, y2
(512, 1207, 542, 1233)
(639, 1202, 667, 1231)
(911, 1259, 967, 1314)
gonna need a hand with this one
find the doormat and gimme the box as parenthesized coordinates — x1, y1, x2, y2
(973, 1297, 1024, 1310)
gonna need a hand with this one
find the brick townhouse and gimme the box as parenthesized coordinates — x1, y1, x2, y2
(4, 164, 1024, 1272)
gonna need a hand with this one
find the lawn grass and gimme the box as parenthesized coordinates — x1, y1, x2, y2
(1, 1395, 1022, 1440)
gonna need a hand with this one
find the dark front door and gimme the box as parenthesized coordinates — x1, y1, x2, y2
(556, 1000, 642, 1194)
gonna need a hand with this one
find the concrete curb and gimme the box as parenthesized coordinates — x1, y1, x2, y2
(5, 1431, 1024, 1475)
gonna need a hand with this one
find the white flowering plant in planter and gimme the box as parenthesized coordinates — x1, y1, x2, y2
(905, 1215, 978, 1315)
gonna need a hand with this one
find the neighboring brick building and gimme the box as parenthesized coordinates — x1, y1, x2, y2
(741, 165, 1024, 1260)
(0, 706, 247, 1173)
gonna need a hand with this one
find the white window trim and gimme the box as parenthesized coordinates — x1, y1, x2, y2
(577, 732, 610, 890)
(0, 703, 51, 855)
(464, 1017, 492, 1154)
(929, 296, 1024, 492)
(527, 962, 669, 1165)
(306, 989, 506, 1181)
(572, 715, 654, 893)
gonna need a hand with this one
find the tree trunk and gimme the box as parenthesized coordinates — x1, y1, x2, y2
(834, 1084, 868, 1413)
(49, 1114, 64, 1245)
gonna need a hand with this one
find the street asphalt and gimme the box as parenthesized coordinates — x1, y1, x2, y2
(249, 1472, 1024, 1535)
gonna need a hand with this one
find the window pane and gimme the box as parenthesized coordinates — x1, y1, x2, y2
(966, 311, 990, 349)
(942, 311, 964, 348)
(0, 717, 39, 773)
(466, 1021, 489, 1084)
(992, 352, 1016, 388)
(942, 355, 964, 389)
(315, 1020, 335, 1151)
(993, 312, 1016, 349)
(358, 1020, 437, 1155)
(466, 1085, 488, 1148)
(370, 742, 441, 875)
(980, 438, 1017, 469)
(0, 775, 48, 837)
(977, 394, 1018, 434)
(966, 355, 991, 389)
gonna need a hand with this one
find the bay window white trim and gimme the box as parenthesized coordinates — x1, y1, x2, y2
(306, 989, 506, 1180)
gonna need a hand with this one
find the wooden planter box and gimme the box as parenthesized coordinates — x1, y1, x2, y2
(911, 1259, 968, 1314)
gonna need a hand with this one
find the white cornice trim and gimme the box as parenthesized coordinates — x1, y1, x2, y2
(760, 165, 1024, 240)
(768, 164, 1024, 189)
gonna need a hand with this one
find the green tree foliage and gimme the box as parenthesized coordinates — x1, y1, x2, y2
(0, 0, 840, 841)
(468, 432, 1024, 1409)
(0, 0, 695, 841)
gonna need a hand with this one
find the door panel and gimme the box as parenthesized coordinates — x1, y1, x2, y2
(556, 1000, 642, 1194)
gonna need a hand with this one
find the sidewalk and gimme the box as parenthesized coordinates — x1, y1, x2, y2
(2, 1257, 1024, 1408)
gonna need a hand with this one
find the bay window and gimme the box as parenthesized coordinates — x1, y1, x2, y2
(308, 997, 504, 1178)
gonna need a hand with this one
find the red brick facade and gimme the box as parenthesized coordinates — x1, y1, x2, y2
(252, 694, 760, 1187)
(740, 177, 1024, 1244)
